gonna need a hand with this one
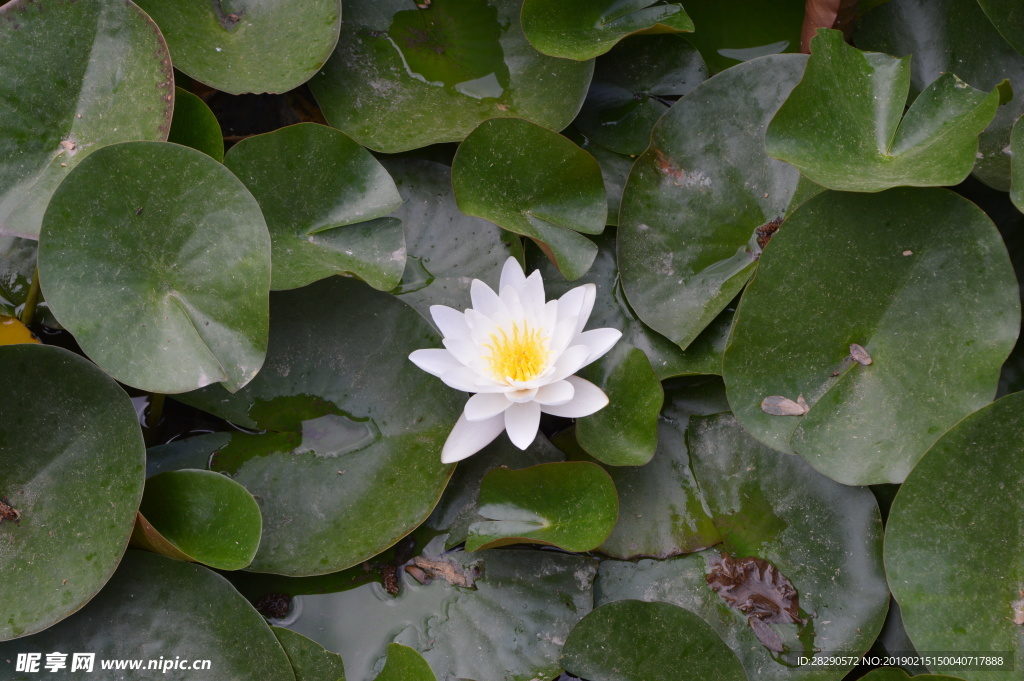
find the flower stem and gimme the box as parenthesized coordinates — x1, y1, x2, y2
(19, 265, 40, 326)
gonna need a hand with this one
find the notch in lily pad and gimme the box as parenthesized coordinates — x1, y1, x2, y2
(130, 469, 262, 571)
(521, 0, 694, 61)
(466, 461, 618, 552)
(453, 118, 606, 281)
(766, 29, 1002, 192)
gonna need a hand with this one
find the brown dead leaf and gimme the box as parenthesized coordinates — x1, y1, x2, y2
(1012, 596, 1024, 626)
(706, 553, 801, 624)
(0, 498, 20, 524)
(800, 0, 859, 53)
(412, 556, 477, 589)
(850, 343, 872, 366)
(761, 395, 809, 416)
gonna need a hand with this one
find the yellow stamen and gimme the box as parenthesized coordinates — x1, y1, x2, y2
(484, 321, 548, 383)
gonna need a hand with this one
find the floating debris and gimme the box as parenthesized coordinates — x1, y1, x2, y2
(706, 553, 803, 652)
(902, 250, 913, 256)
(761, 395, 809, 416)
(412, 555, 478, 589)
(850, 343, 872, 366)
(0, 498, 20, 524)
(755, 217, 783, 249)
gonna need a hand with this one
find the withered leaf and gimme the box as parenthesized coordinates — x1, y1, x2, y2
(748, 616, 785, 652)
(761, 395, 809, 416)
(412, 555, 478, 589)
(0, 498, 20, 524)
(850, 343, 872, 366)
(705, 553, 801, 625)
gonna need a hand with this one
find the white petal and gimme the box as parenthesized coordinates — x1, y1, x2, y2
(504, 401, 541, 450)
(506, 387, 539, 403)
(557, 284, 596, 338)
(408, 349, 462, 377)
(464, 392, 512, 421)
(575, 328, 622, 364)
(441, 413, 505, 463)
(540, 377, 608, 418)
(547, 313, 580, 357)
(442, 337, 481, 366)
(534, 380, 574, 406)
(498, 283, 525, 320)
(575, 283, 597, 336)
(548, 344, 591, 383)
(429, 305, 471, 341)
(471, 279, 504, 318)
(499, 256, 527, 292)
(440, 367, 507, 393)
(520, 270, 546, 320)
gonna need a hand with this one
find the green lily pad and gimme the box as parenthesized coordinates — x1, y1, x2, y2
(618, 53, 813, 350)
(134, 0, 342, 94)
(38, 141, 271, 394)
(0, 551, 295, 680)
(453, 117, 606, 280)
(168, 88, 224, 161)
(0, 344, 145, 641)
(224, 123, 405, 291)
(722, 188, 1019, 484)
(133, 469, 261, 571)
(858, 670, 965, 681)
(520, 0, 693, 61)
(375, 644, 435, 681)
(424, 432, 565, 549)
(308, 0, 594, 154)
(589, 378, 727, 560)
(977, 0, 1024, 57)
(273, 627, 347, 681)
(885, 391, 1024, 680)
(573, 35, 707, 155)
(683, 0, 805, 74)
(0, 0, 173, 239)
(565, 130, 632, 227)
(561, 600, 748, 681)
(283, 537, 597, 681)
(597, 409, 889, 681)
(465, 461, 618, 552)
(856, 0, 1024, 191)
(766, 29, 1000, 193)
(530, 234, 730, 380)
(384, 158, 522, 317)
(171, 276, 461, 575)
(1012, 116, 1024, 214)
(576, 343, 663, 466)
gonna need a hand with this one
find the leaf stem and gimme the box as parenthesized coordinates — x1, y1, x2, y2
(147, 393, 166, 429)
(19, 265, 40, 326)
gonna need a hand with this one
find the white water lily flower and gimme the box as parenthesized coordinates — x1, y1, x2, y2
(409, 257, 622, 463)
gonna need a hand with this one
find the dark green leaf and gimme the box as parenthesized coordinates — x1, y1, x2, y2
(134, 0, 342, 94)
(561, 600, 747, 681)
(0, 344, 145, 641)
(168, 88, 224, 161)
(977, 0, 1024, 57)
(466, 461, 618, 552)
(308, 0, 594, 153)
(618, 53, 812, 349)
(684, 0, 805, 74)
(224, 123, 405, 291)
(0, 0, 173, 239)
(1012, 115, 1024, 214)
(520, 0, 693, 61)
(374, 644, 435, 681)
(766, 29, 1000, 192)
(38, 141, 271, 394)
(885, 391, 1024, 680)
(723, 188, 1019, 484)
(453, 118, 606, 280)
(273, 627, 347, 681)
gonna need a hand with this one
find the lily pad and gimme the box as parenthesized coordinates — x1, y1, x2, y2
(424, 432, 565, 549)
(565, 130, 633, 227)
(0, 0, 173, 239)
(589, 378, 727, 560)
(683, 0, 805, 74)
(576, 343, 663, 466)
(858, 671, 966, 681)
(133, 469, 262, 571)
(134, 0, 342, 94)
(766, 29, 1000, 193)
(0, 551, 296, 680)
(618, 53, 812, 350)
(308, 0, 594, 153)
(597, 409, 889, 681)
(466, 461, 618, 552)
(885, 391, 1024, 680)
(453, 117, 606, 280)
(384, 158, 522, 318)
(1012, 116, 1024, 215)
(38, 141, 271, 394)
(573, 34, 708, 155)
(977, 0, 1024, 57)
(722, 188, 1020, 484)
(0, 344, 146, 641)
(375, 644, 435, 681)
(561, 600, 747, 681)
(171, 277, 461, 575)
(520, 0, 694, 61)
(168, 88, 224, 161)
(273, 627, 347, 681)
(283, 537, 597, 681)
(856, 0, 1024, 191)
(224, 123, 405, 291)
